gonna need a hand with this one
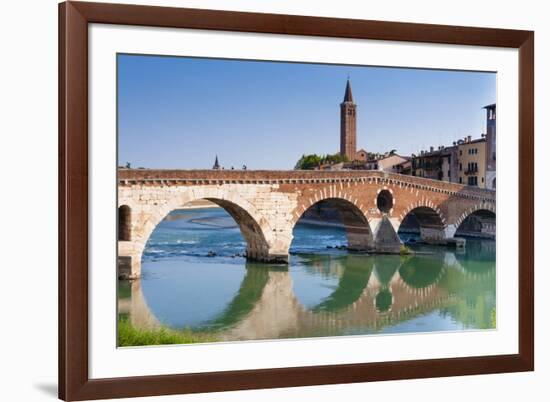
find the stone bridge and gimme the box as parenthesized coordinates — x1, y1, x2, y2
(117, 169, 496, 278)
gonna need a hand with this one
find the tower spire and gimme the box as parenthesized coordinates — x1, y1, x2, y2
(343, 78, 354, 103)
(213, 155, 220, 170)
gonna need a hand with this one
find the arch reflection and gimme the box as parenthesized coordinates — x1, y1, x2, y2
(310, 255, 374, 313)
(399, 255, 446, 289)
(372, 256, 401, 313)
(119, 241, 495, 345)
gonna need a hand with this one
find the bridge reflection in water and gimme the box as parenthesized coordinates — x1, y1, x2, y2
(118, 239, 495, 342)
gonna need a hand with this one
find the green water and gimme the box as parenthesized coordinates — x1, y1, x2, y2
(117, 208, 496, 343)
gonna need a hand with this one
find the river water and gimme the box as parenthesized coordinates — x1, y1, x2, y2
(118, 207, 496, 343)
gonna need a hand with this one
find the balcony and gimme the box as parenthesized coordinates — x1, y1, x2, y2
(465, 167, 478, 175)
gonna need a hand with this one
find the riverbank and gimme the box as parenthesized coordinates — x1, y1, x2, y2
(118, 317, 218, 346)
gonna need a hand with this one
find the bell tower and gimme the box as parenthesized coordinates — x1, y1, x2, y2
(340, 79, 357, 161)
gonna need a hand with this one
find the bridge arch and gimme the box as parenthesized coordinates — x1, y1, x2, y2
(398, 204, 446, 243)
(454, 206, 496, 238)
(291, 194, 374, 251)
(123, 186, 281, 277)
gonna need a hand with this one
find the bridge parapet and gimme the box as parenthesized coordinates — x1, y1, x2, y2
(118, 169, 495, 202)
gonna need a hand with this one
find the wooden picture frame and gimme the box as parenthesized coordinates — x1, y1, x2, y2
(59, 1, 534, 400)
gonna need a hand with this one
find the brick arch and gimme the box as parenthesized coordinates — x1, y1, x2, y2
(453, 202, 496, 231)
(398, 200, 447, 228)
(291, 188, 371, 227)
(397, 201, 447, 243)
(291, 190, 374, 251)
(134, 186, 276, 265)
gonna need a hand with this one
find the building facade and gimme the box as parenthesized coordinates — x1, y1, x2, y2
(355, 148, 368, 162)
(394, 159, 412, 175)
(457, 137, 487, 188)
(411, 146, 458, 183)
(365, 154, 409, 172)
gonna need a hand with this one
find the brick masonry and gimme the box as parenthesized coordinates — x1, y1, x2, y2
(118, 169, 496, 278)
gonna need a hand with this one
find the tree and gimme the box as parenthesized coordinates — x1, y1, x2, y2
(295, 154, 322, 170)
(323, 153, 349, 164)
(294, 153, 349, 170)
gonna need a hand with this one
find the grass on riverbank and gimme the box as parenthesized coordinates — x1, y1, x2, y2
(118, 318, 218, 347)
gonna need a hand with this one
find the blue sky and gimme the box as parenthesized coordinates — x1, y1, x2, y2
(118, 54, 495, 170)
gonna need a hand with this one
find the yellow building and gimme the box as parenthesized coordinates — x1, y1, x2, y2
(457, 136, 486, 188)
